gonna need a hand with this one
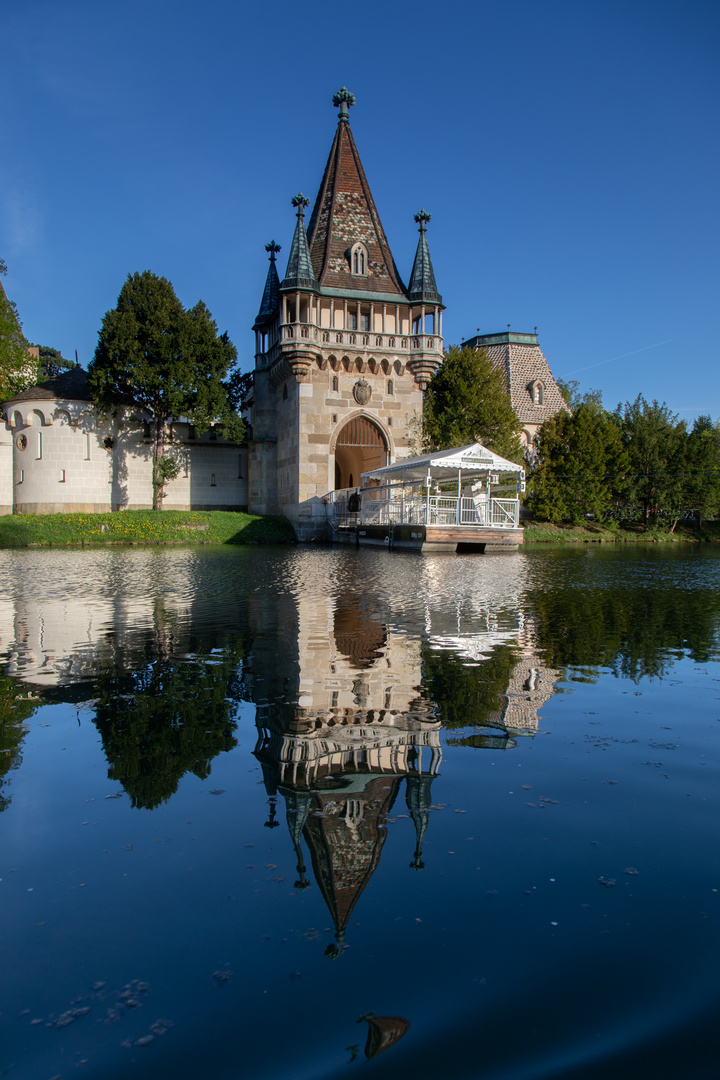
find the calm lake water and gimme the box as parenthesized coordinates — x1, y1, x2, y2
(1, 543, 719, 1080)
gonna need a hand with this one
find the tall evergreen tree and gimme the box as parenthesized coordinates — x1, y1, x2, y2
(686, 415, 720, 525)
(423, 345, 522, 460)
(529, 400, 628, 524)
(615, 395, 686, 528)
(89, 271, 244, 508)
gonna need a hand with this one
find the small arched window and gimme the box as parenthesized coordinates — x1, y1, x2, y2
(531, 380, 545, 405)
(387, 379, 393, 396)
(332, 376, 339, 392)
(349, 242, 368, 276)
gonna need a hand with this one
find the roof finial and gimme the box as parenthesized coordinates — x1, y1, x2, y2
(291, 193, 310, 217)
(414, 209, 431, 232)
(332, 86, 355, 122)
(265, 240, 281, 262)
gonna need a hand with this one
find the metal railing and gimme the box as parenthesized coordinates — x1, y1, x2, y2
(327, 491, 519, 529)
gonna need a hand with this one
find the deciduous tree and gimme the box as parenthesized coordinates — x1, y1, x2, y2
(0, 258, 40, 399)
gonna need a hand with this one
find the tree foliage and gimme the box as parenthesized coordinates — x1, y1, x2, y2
(35, 345, 75, 379)
(92, 644, 246, 810)
(423, 345, 523, 461)
(529, 400, 628, 524)
(529, 387, 719, 529)
(614, 395, 687, 528)
(88, 271, 244, 508)
(0, 258, 40, 399)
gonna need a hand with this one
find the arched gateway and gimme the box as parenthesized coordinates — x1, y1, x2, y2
(333, 415, 388, 490)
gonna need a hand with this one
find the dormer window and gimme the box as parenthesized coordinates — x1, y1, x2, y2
(530, 380, 545, 405)
(349, 242, 368, 276)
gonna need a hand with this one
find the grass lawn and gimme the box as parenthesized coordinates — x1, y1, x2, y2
(522, 519, 720, 544)
(0, 510, 296, 548)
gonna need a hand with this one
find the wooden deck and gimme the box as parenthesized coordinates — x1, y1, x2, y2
(336, 523, 523, 552)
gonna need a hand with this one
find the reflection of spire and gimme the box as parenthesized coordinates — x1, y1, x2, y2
(406, 774, 435, 870)
(305, 775, 401, 947)
(282, 787, 312, 891)
(263, 797, 280, 829)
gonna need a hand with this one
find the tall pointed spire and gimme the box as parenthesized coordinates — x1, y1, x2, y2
(253, 241, 281, 329)
(306, 89, 407, 297)
(280, 194, 319, 292)
(407, 210, 442, 305)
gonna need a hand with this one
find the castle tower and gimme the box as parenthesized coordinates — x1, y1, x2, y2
(248, 88, 445, 539)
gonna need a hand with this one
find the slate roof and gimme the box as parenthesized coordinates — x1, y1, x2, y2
(3, 366, 91, 406)
(253, 246, 281, 328)
(407, 215, 442, 305)
(280, 202, 319, 293)
(306, 117, 408, 298)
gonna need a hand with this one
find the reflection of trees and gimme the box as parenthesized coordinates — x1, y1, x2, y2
(421, 642, 520, 729)
(524, 585, 720, 680)
(0, 675, 39, 811)
(93, 640, 247, 810)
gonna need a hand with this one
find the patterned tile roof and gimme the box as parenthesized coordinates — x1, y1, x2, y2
(306, 119, 408, 298)
(463, 332, 569, 425)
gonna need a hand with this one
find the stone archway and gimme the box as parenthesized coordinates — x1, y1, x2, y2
(333, 415, 388, 490)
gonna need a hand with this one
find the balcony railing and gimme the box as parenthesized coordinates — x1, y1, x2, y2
(279, 325, 439, 352)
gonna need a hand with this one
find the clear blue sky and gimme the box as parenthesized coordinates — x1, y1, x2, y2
(2, 0, 718, 420)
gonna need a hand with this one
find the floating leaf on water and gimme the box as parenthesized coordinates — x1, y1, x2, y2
(624, 867, 639, 875)
(598, 876, 616, 887)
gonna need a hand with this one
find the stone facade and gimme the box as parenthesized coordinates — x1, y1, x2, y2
(247, 95, 444, 540)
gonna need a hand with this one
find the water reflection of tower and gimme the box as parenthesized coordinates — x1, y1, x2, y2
(252, 593, 442, 954)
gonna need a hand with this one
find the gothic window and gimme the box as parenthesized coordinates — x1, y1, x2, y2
(322, 330, 330, 342)
(387, 379, 394, 395)
(350, 242, 368, 276)
(332, 376, 338, 392)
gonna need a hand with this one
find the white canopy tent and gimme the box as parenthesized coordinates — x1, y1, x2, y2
(361, 443, 524, 485)
(351, 443, 525, 530)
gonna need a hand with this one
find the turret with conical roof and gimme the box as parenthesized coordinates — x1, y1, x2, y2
(281, 195, 319, 293)
(253, 241, 281, 333)
(408, 210, 442, 305)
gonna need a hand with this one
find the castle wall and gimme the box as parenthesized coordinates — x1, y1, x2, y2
(3, 401, 247, 515)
